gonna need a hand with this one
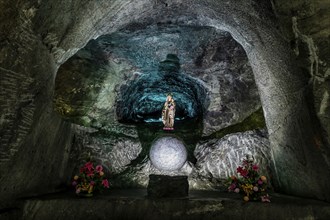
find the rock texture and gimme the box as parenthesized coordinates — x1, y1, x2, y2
(0, 1, 74, 208)
(10, 190, 330, 220)
(191, 130, 271, 189)
(269, 0, 330, 200)
(54, 25, 260, 135)
(272, 0, 330, 161)
(71, 125, 141, 175)
(98, 129, 269, 190)
(0, 0, 330, 210)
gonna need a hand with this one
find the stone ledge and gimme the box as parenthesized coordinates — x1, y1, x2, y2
(1, 190, 330, 220)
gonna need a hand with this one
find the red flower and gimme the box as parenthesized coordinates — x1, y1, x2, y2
(96, 165, 103, 173)
(79, 167, 85, 173)
(102, 179, 110, 188)
(85, 162, 94, 172)
(240, 169, 249, 178)
(228, 158, 269, 203)
(86, 172, 94, 177)
(237, 166, 249, 178)
(252, 164, 259, 171)
(73, 162, 110, 194)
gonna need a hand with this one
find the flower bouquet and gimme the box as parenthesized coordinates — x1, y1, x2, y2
(72, 162, 109, 196)
(228, 157, 270, 202)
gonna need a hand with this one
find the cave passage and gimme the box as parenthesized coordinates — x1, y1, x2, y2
(53, 24, 260, 136)
(52, 22, 269, 190)
(116, 54, 208, 123)
(2, 2, 330, 219)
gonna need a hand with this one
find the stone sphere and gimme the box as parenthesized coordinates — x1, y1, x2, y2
(149, 136, 187, 171)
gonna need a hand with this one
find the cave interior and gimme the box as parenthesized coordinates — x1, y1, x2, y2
(1, 0, 330, 219)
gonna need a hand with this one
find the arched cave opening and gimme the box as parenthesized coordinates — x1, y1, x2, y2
(53, 23, 269, 189)
(2, 1, 330, 218)
(116, 54, 208, 123)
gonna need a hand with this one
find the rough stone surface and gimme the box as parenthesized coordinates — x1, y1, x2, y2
(71, 125, 142, 175)
(272, 0, 330, 161)
(147, 175, 189, 198)
(191, 129, 271, 189)
(0, 1, 74, 208)
(3, 190, 329, 220)
(106, 130, 269, 190)
(1, 0, 330, 210)
(54, 26, 260, 136)
(54, 40, 136, 129)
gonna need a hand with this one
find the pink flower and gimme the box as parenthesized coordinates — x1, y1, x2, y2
(72, 181, 77, 186)
(102, 179, 110, 188)
(258, 180, 263, 185)
(237, 166, 243, 173)
(234, 188, 240, 193)
(76, 188, 81, 194)
(252, 164, 259, 171)
(240, 169, 249, 178)
(85, 162, 94, 172)
(86, 172, 94, 177)
(79, 167, 85, 173)
(237, 166, 249, 177)
(261, 194, 271, 202)
(90, 181, 95, 186)
(228, 183, 236, 191)
(96, 165, 103, 173)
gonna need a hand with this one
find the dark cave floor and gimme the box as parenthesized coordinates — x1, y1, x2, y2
(2, 189, 330, 220)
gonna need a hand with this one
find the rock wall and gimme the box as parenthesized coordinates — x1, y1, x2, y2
(71, 124, 141, 175)
(0, 0, 329, 207)
(267, 0, 330, 199)
(191, 130, 270, 190)
(54, 26, 260, 136)
(272, 0, 330, 158)
(0, 0, 73, 208)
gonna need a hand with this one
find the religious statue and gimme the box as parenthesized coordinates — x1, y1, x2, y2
(162, 94, 175, 130)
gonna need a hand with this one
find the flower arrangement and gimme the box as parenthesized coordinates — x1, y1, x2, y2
(72, 162, 109, 196)
(228, 157, 270, 202)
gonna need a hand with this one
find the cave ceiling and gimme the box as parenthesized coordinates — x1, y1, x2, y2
(54, 23, 261, 135)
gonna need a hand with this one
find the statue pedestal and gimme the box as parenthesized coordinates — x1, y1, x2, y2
(147, 174, 189, 198)
(163, 127, 174, 130)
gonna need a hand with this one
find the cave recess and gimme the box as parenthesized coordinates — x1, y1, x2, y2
(1, 1, 330, 214)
